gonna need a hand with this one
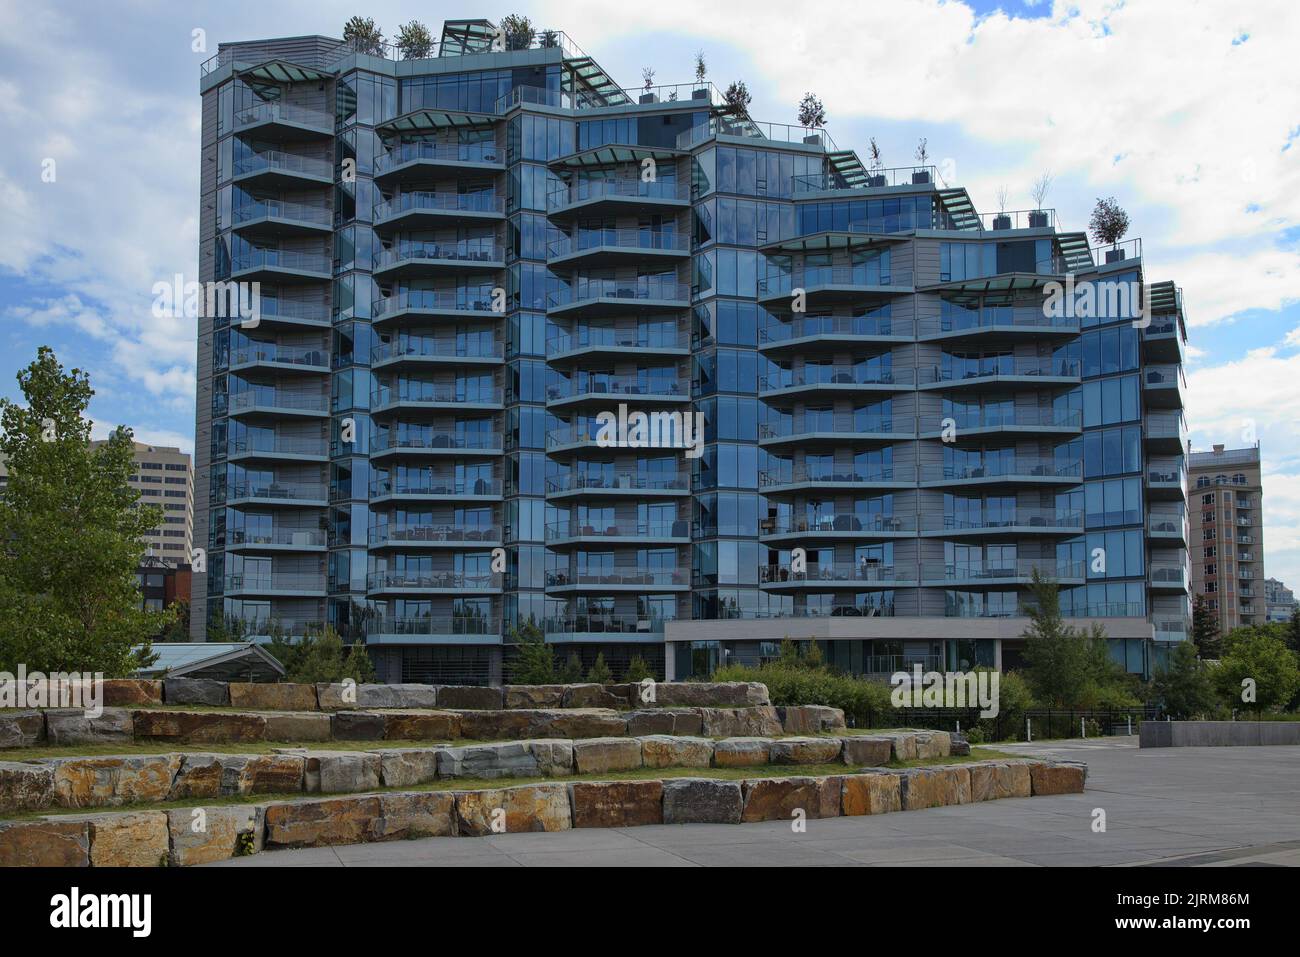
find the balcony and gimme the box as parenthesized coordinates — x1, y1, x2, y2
(917, 358, 1081, 392)
(371, 338, 504, 370)
(372, 191, 505, 229)
(227, 481, 328, 507)
(545, 472, 690, 498)
(250, 298, 330, 331)
(224, 572, 326, 597)
(367, 524, 502, 548)
(758, 365, 915, 399)
(919, 458, 1082, 488)
(760, 513, 916, 543)
(231, 249, 330, 283)
(1152, 618, 1189, 643)
(759, 465, 916, 494)
(373, 142, 504, 184)
(1141, 315, 1187, 365)
(1146, 458, 1187, 500)
(1142, 364, 1186, 409)
(372, 290, 499, 325)
(227, 391, 329, 419)
(229, 344, 329, 375)
(759, 563, 917, 589)
(369, 477, 502, 502)
(758, 315, 914, 355)
(231, 199, 332, 237)
(546, 179, 690, 217)
(920, 509, 1083, 537)
(547, 326, 689, 362)
(367, 571, 503, 595)
(227, 437, 328, 463)
(370, 383, 504, 414)
(372, 240, 505, 279)
(233, 102, 333, 140)
(1145, 413, 1188, 454)
(793, 165, 940, 194)
(920, 407, 1082, 439)
(545, 520, 691, 546)
(916, 311, 1079, 343)
(370, 430, 503, 458)
(921, 560, 1085, 587)
(545, 424, 605, 454)
(758, 267, 912, 306)
(546, 279, 690, 318)
(1148, 512, 1189, 544)
(233, 149, 333, 189)
(365, 616, 502, 645)
(1149, 563, 1190, 592)
(544, 569, 690, 592)
(758, 415, 915, 448)
(545, 373, 689, 408)
(543, 615, 666, 644)
(547, 229, 690, 268)
(227, 529, 327, 552)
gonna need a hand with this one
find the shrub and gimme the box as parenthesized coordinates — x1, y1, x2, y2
(586, 652, 613, 684)
(622, 655, 652, 683)
(713, 660, 890, 727)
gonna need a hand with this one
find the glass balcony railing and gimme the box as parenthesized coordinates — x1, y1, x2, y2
(760, 414, 908, 438)
(759, 366, 913, 391)
(919, 358, 1081, 383)
(373, 191, 505, 220)
(760, 315, 913, 344)
(924, 560, 1085, 582)
(677, 116, 837, 152)
(759, 267, 912, 296)
(375, 142, 503, 173)
(1146, 458, 1187, 487)
(922, 509, 1083, 532)
(371, 338, 503, 363)
(545, 472, 689, 494)
(760, 563, 913, 585)
(546, 178, 689, 210)
(233, 102, 332, 131)
(231, 249, 330, 275)
(543, 615, 667, 636)
(372, 290, 497, 317)
(1150, 563, 1190, 588)
(369, 477, 502, 497)
(546, 373, 687, 401)
(367, 571, 502, 591)
(1148, 513, 1188, 536)
(793, 165, 941, 192)
(233, 149, 332, 180)
(760, 465, 917, 487)
(545, 520, 690, 540)
(228, 437, 328, 458)
(368, 615, 499, 636)
(225, 572, 325, 592)
(544, 569, 689, 588)
(230, 345, 328, 369)
(368, 524, 501, 546)
(228, 391, 328, 414)
(228, 481, 327, 502)
(920, 458, 1081, 482)
(255, 298, 328, 325)
(547, 278, 690, 308)
(917, 310, 1079, 337)
(371, 383, 503, 407)
(764, 514, 916, 535)
(374, 240, 504, 270)
(976, 209, 1058, 231)
(232, 199, 331, 227)
(548, 229, 690, 258)
(547, 326, 687, 354)
(372, 431, 503, 453)
(936, 407, 1082, 431)
(228, 529, 326, 548)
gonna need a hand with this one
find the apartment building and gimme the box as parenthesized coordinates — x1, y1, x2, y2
(1265, 577, 1296, 624)
(1188, 444, 1265, 633)
(194, 19, 1191, 683)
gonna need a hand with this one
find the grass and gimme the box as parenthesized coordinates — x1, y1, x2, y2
(2, 747, 1018, 822)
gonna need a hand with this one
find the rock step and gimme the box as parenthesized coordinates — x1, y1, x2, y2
(6, 703, 847, 751)
(0, 760, 1086, 866)
(0, 729, 955, 813)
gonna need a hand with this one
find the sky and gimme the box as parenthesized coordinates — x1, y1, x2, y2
(1, 0, 1298, 584)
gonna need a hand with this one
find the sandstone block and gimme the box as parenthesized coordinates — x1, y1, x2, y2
(383, 711, 461, 741)
(46, 708, 133, 746)
(841, 772, 902, 815)
(454, 784, 571, 835)
(133, 709, 266, 744)
(163, 677, 229, 706)
(167, 805, 265, 866)
(661, 778, 743, 825)
(0, 710, 46, 749)
(379, 748, 442, 788)
(639, 735, 713, 769)
(778, 705, 847, 734)
(573, 737, 642, 774)
(304, 751, 380, 794)
(434, 686, 503, 710)
(0, 760, 55, 812)
(0, 819, 89, 867)
(768, 737, 844, 765)
(51, 754, 181, 808)
(711, 737, 773, 767)
(101, 679, 163, 707)
(570, 780, 663, 828)
(263, 711, 332, 742)
(228, 682, 318, 711)
(264, 795, 383, 848)
(841, 736, 893, 767)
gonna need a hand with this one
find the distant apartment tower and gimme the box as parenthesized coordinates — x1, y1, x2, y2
(92, 440, 195, 566)
(1265, 577, 1296, 624)
(193, 19, 1191, 683)
(1188, 444, 1264, 632)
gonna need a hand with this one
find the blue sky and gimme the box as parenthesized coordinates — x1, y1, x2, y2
(1, 0, 1298, 584)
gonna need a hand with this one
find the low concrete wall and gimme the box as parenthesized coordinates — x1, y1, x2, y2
(1140, 720, 1300, 748)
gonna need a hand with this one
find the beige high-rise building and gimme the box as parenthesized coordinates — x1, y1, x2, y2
(90, 440, 195, 566)
(1189, 444, 1265, 633)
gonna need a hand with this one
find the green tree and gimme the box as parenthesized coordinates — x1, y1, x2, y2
(0, 347, 168, 675)
(395, 20, 433, 59)
(498, 14, 535, 50)
(1020, 571, 1110, 708)
(342, 16, 384, 55)
(159, 600, 190, 642)
(586, 652, 613, 684)
(559, 654, 584, 683)
(1286, 606, 1300, 655)
(1151, 641, 1218, 718)
(622, 655, 652, 683)
(508, 622, 554, 684)
(265, 627, 375, 684)
(1191, 593, 1222, 658)
(1214, 629, 1300, 712)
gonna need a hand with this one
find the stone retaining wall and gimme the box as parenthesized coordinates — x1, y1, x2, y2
(1139, 720, 1300, 748)
(0, 758, 1086, 867)
(0, 729, 958, 814)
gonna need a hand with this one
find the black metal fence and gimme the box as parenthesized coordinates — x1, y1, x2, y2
(851, 706, 1163, 742)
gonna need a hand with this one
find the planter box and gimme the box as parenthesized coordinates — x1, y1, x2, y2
(803, 134, 822, 146)
(1105, 248, 1127, 263)
(1028, 210, 1049, 228)
(992, 214, 1011, 230)
(866, 174, 887, 188)
(639, 93, 658, 104)
(912, 171, 931, 184)
(691, 88, 709, 100)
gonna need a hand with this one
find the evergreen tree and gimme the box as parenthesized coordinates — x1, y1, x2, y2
(1020, 571, 1108, 708)
(622, 655, 652, 683)
(560, 654, 584, 683)
(586, 652, 612, 684)
(1151, 640, 1217, 718)
(1191, 593, 1222, 658)
(508, 622, 555, 684)
(0, 347, 168, 675)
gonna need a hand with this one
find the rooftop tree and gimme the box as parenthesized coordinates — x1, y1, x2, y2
(797, 92, 826, 129)
(694, 50, 708, 86)
(1089, 196, 1131, 248)
(724, 79, 752, 118)
(395, 20, 434, 59)
(0, 347, 169, 675)
(499, 14, 535, 51)
(342, 16, 385, 55)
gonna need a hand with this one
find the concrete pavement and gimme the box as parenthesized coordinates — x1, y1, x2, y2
(208, 738, 1300, 867)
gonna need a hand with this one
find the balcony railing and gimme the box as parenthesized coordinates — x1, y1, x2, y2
(545, 520, 689, 540)
(230, 345, 328, 369)
(372, 431, 503, 453)
(231, 249, 330, 275)
(1144, 364, 1185, 388)
(544, 570, 689, 588)
(936, 408, 1082, 431)
(228, 481, 327, 502)
(228, 437, 328, 457)
(917, 310, 1078, 336)
(225, 572, 324, 592)
(764, 514, 916, 535)
(370, 477, 502, 497)
(373, 191, 505, 220)
(922, 509, 1083, 532)
(760, 315, 913, 344)
(760, 415, 907, 438)
(677, 116, 837, 152)
(374, 240, 504, 270)
(920, 458, 1081, 483)
(924, 560, 1085, 582)
(233, 149, 332, 180)
(793, 165, 942, 192)
(256, 298, 328, 324)
(371, 338, 503, 363)
(760, 465, 917, 487)
(545, 472, 689, 494)
(546, 374, 687, 401)
(228, 391, 328, 414)
(977, 209, 1058, 231)
(1150, 564, 1189, 587)
(232, 199, 331, 227)
(372, 290, 497, 317)
(371, 384, 504, 407)
(547, 278, 690, 308)
(760, 563, 913, 585)
(759, 267, 911, 296)
(233, 102, 332, 131)
(368, 524, 501, 546)
(543, 615, 667, 636)
(548, 326, 687, 354)
(1148, 513, 1187, 536)
(548, 229, 689, 258)
(367, 571, 502, 591)
(228, 529, 327, 547)
(760, 366, 914, 391)
(375, 142, 503, 173)
(368, 615, 499, 636)
(547, 179, 690, 210)
(919, 358, 1081, 383)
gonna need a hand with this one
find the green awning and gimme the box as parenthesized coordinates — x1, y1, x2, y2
(920, 273, 1060, 294)
(238, 59, 334, 85)
(549, 144, 684, 170)
(376, 108, 496, 136)
(761, 230, 909, 254)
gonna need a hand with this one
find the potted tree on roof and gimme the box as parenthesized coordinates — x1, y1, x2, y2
(395, 20, 433, 59)
(866, 137, 886, 187)
(797, 92, 826, 146)
(1089, 196, 1131, 263)
(499, 14, 535, 51)
(724, 79, 751, 119)
(1028, 171, 1052, 228)
(913, 138, 931, 184)
(641, 67, 657, 104)
(342, 16, 385, 56)
(993, 186, 1011, 230)
(692, 50, 709, 99)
